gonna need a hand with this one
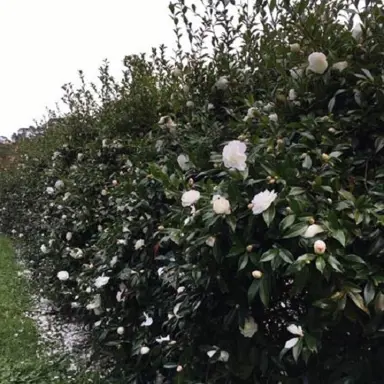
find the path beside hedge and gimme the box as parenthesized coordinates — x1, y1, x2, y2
(0, 236, 101, 383)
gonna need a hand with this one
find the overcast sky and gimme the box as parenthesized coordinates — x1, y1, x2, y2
(0, 0, 175, 138)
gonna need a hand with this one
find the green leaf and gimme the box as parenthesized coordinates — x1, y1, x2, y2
(305, 334, 317, 353)
(279, 214, 296, 232)
(238, 254, 249, 271)
(283, 223, 309, 238)
(260, 249, 277, 262)
(332, 230, 346, 246)
(364, 281, 375, 305)
(342, 254, 366, 264)
(279, 249, 294, 264)
(375, 137, 384, 153)
(226, 215, 237, 233)
(315, 257, 326, 274)
(259, 277, 270, 307)
(262, 204, 275, 227)
(327, 256, 343, 272)
(348, 292, 369, 314)
(338, 189, 355, 202)
(361, 68, 374, 82)
(292, 339, 303, 362)
(248, 280, 260, 304)
(289, 187, 305, 196)
(328, 97, 336, 113)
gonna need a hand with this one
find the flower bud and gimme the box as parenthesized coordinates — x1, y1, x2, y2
(188, 178, 194, 186)
(247, 203, 254, 210)
(328, 127, 336, 134)
(252, 270, 263, 279)
(308, 217, 315, 225)
(290, 43, 301, 53)
(322, 153, 330, 162)
(176, 365, 183, 372)
(314, 240, 326, 255)
(158, 225, 165, 231)
(172, 67, 183, 77)
(246, 245, 253, 253)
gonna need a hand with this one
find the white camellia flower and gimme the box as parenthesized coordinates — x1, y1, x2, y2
(205, 236, 216, 247)
(212, 195, 231, 215)
(186, 100, 194, 108)
(46, 187, 54, 195)
(70, 248, 83, 259)
(351, 22, 362, 41)
(314, 240, 326, 254)
(177, 286, 185, 294)
(94, 276, 110, 288)
(263, 102, 275, 112)
(55, 180, 64, 189)
(63, 192, 71, 201)
(239, 316, 258, 338)
(66, 232, 72, 241)
(140, 346, 150, 355)
(290, 67, 304, 79)
(116, 283, 127, 302)
(156, 335, 171, 343)
(110, 255, 118, 267)
(251, 190, 278, 215)
(181, 190, 201, 207)
(117, 327, 125, 335)
(290, 43, 301, 52)
(243, 107, 259, 122)
(135, 239, 145, 250)
(308, 52, 328, 74)
(288, 89, 297, 101)
(171, 67, 182, 77)
(86, 294, 102, 315)
(207, 349, 230, 362)
(302, 224, 324, 238)
(52, 151, 61, 160)
(101, 189, 108, 196)
(57, 271, 69, 281)
(207, 103, 215, 111)
(177, 154, 190, 171)
(269, 113, 278, 123)
(40, 244, 49, 254)
(222, 140, 247, 171)
(158, 116, 177, 131)
(332, 61, 348, 72)
(285, 324, 304, 349)
(140, 312, 153, 327)
(214, 76, 229, 90)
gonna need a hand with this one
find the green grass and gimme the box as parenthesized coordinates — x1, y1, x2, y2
(0, 236, 102, 383)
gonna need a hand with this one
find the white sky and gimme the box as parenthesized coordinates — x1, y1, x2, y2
(0, 0, 175, 138)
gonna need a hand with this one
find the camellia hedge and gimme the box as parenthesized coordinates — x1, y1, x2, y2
(1, 0, 384, 382)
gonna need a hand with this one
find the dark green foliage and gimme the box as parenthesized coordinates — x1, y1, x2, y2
(1, 1, 384, 383)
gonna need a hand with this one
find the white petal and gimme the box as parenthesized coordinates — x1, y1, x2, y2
(284, 337, 299, 349)
(287, 324, 303, 336)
